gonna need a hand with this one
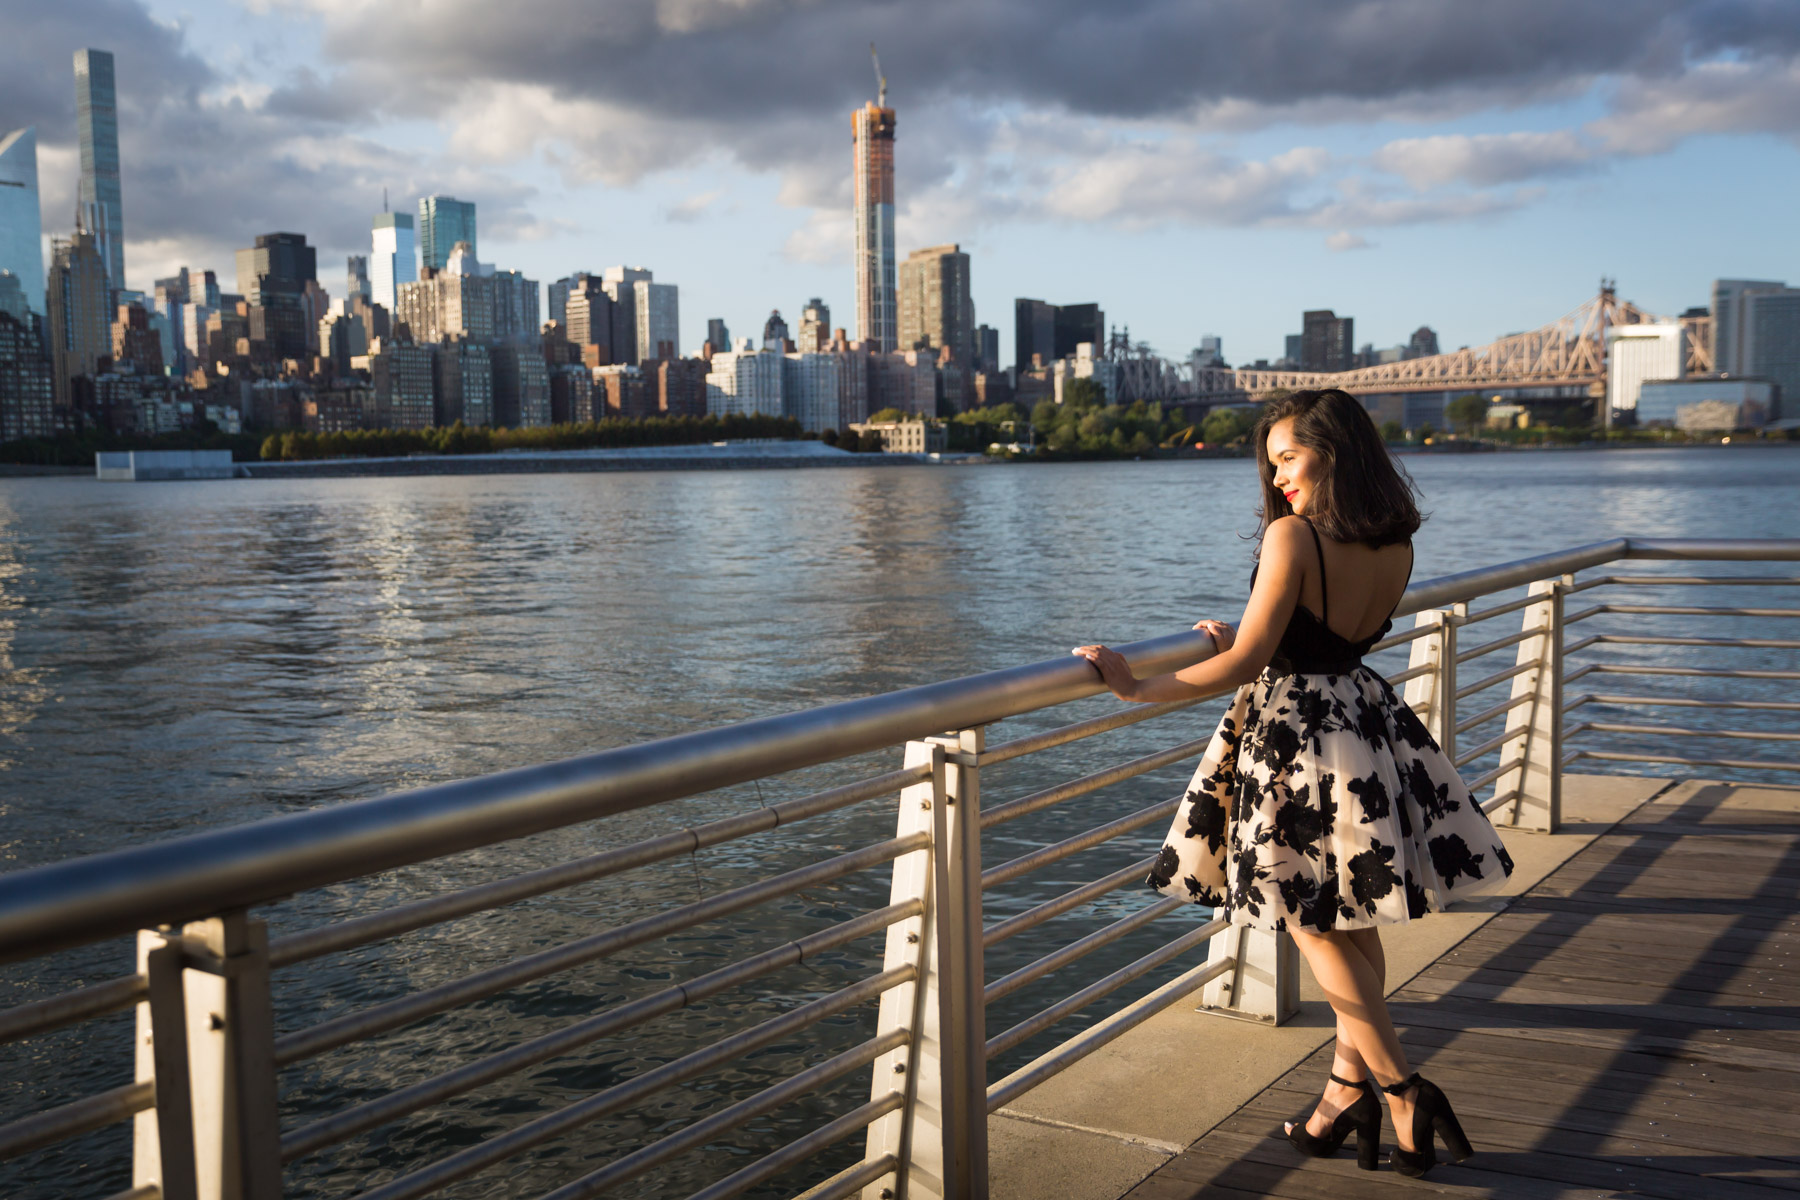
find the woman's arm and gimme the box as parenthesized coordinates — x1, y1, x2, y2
(1074, 516, 1309, 702)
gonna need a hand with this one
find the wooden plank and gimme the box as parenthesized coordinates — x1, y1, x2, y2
(1128, 785, 1800, 1200)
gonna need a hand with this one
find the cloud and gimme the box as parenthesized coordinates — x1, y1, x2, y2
(1370, 131, 1599, 189)
(1591, 55, 1800, 154)
(663, 189, 723, 223)
(1327, 231, 1372, 252)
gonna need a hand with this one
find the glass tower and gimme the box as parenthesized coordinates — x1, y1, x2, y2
(0, 128, 44, 315)
(75, 49, 126, 290)
(370, 212, 416, 311)
(418, 196, 477, 272)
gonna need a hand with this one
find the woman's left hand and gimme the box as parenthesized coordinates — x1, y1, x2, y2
(1072, 644, 1137, 701)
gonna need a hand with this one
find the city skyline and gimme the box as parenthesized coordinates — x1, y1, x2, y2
(5, 2, 1800, 363)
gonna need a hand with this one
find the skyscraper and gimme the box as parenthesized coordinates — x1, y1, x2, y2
(0, 129, 44, 316)
(798, 299, 830, 353)
(418, 196, 477, 272)
(347, 255, 371, 303)
(707, 318, 730, 353)
(1302, 309, 1354, 373)
(601, 267, 652, 365)
(852, 95, 897, 352)
(235, 232, 318, 360)
(1014, 298, 1104, 369)
(74, 50, 126, 290)
(898, 244, 973, 360)
(634, 280, 679, 361)
(1712, 279, 1787, 376)
(45, 229, 111, 409)
(371, 212, 416, 310)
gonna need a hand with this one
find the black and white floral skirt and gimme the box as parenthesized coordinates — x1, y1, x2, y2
(1148, 667, 1516, 931)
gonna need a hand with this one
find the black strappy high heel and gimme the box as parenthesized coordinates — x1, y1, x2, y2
(1285, 1070, 1382, 1170)
(1383, 1073, 1474, 1178)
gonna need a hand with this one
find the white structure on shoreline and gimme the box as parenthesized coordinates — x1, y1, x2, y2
(1604, 323, 1683, 424)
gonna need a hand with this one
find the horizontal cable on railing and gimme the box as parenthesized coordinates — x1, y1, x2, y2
(1577, 574, 1800, 589)
(1480, 789, 1521, 815)
(280, 899, 923, 1162)
(0, 1080, 153, 1160)
(981, 695, 1213, 766)
(275, 833, 927, 1066)
(982, 797, 1181, 890)
(348, 966, 914, 1200)
(1454, 726, 1526, 769)
(1570, 693, 1800, 714)
(1572, 721, 1800, 743)
(0, 973, 146, 1044)
(270, 764, 927, 967)
(1455, 625, 1540, 665)
(985, 896, 1187, 1005)
(1577, 664, 1800, 682)
(987, 953, 1235, 1113)
(1456, 690, 1534, 735)
(983, 857, 1156, 949)
(1568, 633, 1800, 651)
(1368, 622, 1438, 653)
(1568, 748, 1800, 773)
(985, 916, 1227, 1060)
(1455, 658, 1536, 700)
(535, 1041, 908, 1200)
(981, 738, 1210, 829)
(1461, 592, 1542, 626)
(1598, 603, 1800, 618)
(1564, 603, 1606, 625)
(1383, 663, 1435, 686)
(1463, 757, 1525, 794)
(682, 1096, 907, 1200)
(789, 1152, 900, 1200)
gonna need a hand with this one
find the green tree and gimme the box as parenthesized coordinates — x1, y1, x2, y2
(1379, 419, 1404, 443)
(1201, 407, 1252, 446)
(867, 407, 910, 423)
(1445, 393, 1489, 435)
(1062, 378, 1107, 409)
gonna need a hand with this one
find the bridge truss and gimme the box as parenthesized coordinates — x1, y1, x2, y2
(1102, 284, 1713, 405)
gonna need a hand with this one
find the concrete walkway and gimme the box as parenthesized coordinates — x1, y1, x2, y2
(986, 773, 1676, 1200)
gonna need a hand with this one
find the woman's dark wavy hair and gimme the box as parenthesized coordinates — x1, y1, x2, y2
(1252, 389, 1421, 548)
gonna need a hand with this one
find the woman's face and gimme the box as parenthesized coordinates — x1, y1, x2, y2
(1266, 417, 1323, 516)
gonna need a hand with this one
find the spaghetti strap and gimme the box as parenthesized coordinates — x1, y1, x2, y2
(1384, 541, 1415, 624)
(1302, 518, 1328, 625)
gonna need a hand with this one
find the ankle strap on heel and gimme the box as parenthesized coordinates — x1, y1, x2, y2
(1328, 1071, 1368, 1088)
(1379, 1073, 1422, 1097)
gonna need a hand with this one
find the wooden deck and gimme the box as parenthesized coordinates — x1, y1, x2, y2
(1122, 780, 1800, 1199)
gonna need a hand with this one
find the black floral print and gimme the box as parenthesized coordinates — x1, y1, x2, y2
(1149, 663, 1516, 931)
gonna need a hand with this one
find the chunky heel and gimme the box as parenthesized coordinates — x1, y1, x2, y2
(1434, 1108, 1473, 1163)
(1381, 1073, 1471, 1178)
(1286, 1071, 1382, 1166)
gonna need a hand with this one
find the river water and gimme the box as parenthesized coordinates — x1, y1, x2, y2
(1, 446, 1796, 1198)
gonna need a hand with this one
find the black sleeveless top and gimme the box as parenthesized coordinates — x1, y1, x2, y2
(1254, 520, 1412, 677)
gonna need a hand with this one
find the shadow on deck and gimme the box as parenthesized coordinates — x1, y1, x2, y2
(996, 775, 1800, 1200)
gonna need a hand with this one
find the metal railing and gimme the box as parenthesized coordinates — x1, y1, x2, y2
(0, 536, 1795, 1200)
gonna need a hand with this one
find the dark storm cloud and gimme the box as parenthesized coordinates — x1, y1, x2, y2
(309, 0, 1800, 125)
(0, 0, 210, 141)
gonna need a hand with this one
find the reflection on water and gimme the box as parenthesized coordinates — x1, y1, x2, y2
(1, 446, 1796, 1198)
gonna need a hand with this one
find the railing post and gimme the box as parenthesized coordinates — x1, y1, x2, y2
(864, 733, 988, 1200)
(865, 740, 944, 1200)
(135, 929, 199, 1200)
(1494, 577, 1565, 832)
(185, 913, 283, 1200)
(1403, 605, 1459, 765)
(1198, 924, 1299, 1024)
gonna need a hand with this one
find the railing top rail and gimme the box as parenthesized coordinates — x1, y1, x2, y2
(3, 535, 1797, 962)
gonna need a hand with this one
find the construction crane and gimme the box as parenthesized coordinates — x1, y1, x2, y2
(870, 43, 887, 108)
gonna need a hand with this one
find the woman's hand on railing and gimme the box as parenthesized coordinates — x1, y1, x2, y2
(1193, 619, 1234, 653)
(1072, 644, 1140, 702)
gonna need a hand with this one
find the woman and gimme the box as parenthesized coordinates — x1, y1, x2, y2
(1074, 388, 1514, 1179)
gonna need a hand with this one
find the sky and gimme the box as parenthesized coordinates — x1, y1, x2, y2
(6, 0, 1800, 366)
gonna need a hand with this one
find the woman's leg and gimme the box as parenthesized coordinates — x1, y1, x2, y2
(1294, 928, 1389, 1136)
(1289, 927, 1421, 1148)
